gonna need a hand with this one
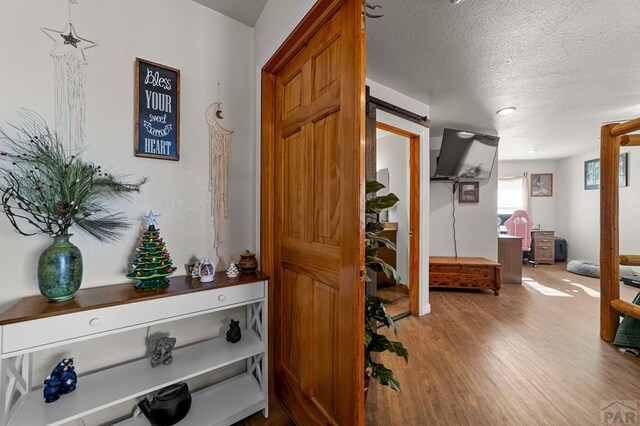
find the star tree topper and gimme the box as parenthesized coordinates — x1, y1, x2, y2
(41, 22, 97, 63)
(144, 211, 161, 227)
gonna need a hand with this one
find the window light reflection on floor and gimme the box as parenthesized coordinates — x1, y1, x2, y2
(560, 278, 599, 297)
(567, 282, 600, 298)
(522, 277, 573, 297)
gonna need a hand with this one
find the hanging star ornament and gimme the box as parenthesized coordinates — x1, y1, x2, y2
(144, 211, 161, 227)
(41, 22, 96, 63)
(61, 30, 81, 48)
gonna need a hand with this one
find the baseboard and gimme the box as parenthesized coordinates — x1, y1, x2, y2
(419, 304, 431, 316)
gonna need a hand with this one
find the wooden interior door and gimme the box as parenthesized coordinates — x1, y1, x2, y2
(261, 0, 366, 424)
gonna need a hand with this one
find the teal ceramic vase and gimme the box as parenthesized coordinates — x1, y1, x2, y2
(38, 235, 83, 302)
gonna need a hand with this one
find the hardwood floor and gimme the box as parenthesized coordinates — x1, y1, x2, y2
(242, 264, 640, 425)
(366, 264, 640, 425)
(237, 395, 294, 426)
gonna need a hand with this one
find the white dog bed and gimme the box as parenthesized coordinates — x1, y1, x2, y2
(567, 260, 635, 279)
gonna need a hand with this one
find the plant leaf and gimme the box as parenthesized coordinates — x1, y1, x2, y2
(366, 233, 396, 251)
(75, 213, 131, 242)
(366, 193, 399, 213)
(365, 295, 394, 327)
(387, 341, 409, 363)
(365, 246, 379, 260)
(366, 360, 401, 392)
(364, 328, 373, 347)
(366, 255, 401, 283)
(367, 333, 391, 353)
(366, 180, 386, 195)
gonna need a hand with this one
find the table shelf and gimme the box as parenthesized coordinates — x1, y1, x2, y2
(7, 332, 264, 426)
(116, 373, 265, 426)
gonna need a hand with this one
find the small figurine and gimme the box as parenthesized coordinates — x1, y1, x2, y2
(138, 382, 192, 426)
(191, 260, 200, 278)
(238, 250, 258, 274)
(226, 319, 242, 343)
(199, 258, 215, 283)
(43, 358, 77, 403)
(226, 262, 239, 278)
(149, 336, 177, 367)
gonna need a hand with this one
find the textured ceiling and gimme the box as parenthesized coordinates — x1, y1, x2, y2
(366, 0, 640, 160)
(192, 0, 267, 26)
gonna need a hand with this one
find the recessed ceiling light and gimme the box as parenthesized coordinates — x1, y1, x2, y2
(527, 149, 538, 154)
(497, 107, 517, 116)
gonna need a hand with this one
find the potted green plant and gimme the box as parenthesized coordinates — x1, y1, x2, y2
(364, 180, 409, 393)
(0, 111, 146, 302)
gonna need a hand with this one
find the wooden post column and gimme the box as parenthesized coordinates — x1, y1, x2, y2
(600, 123, 620, 342)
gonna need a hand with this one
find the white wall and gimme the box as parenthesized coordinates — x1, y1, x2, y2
(254, 0, 315, 65)
(557, 148, 640, 262)
(429, 146, 498, 261)
(499, 160, 560, 232)
(376, 133, 410, 285)
(0, 1, 255, 423)
(0, 0, 255, 307)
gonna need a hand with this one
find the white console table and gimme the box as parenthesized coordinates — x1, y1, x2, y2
(0, 272, 269, 426)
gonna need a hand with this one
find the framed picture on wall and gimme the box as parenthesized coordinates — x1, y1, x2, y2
(458, 181, 479, 203)
(584, 158, 600, 190)
(620, 152, 629, 187)
(531, 173, 553, 197)
(584, 153, 628, 190)
(134, 58, 180, 161)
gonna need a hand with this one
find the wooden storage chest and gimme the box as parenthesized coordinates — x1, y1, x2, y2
(429, 256, 501, 295)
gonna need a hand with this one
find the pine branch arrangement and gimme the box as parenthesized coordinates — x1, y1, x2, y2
(0, 111, 147, 242)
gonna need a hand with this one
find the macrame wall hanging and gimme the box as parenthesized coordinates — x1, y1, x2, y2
(205, 82, 233, 249)
(41, 0, 96, 150)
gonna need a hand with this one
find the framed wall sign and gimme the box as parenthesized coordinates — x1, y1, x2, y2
(531, 173, 553, 197)
(134, 58, 180, 160)
(458, 181, 479, 203)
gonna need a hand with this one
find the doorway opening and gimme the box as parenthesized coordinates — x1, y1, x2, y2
(374, 122, 420, 319)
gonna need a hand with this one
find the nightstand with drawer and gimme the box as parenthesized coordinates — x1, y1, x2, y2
(531, 230, 555, 264)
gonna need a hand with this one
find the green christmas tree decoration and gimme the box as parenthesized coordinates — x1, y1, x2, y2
(126, 211, 177, 290)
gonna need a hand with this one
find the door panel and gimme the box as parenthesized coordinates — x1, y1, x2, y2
(280, 268, 312, 385)
(283, 131, 304, 240)
(283, 73, 303, 117)
(264, 0, 365, 424)
(313, 113, 341, 246)
(312, 36, 341, 98)
(311, 280, 338, 413)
